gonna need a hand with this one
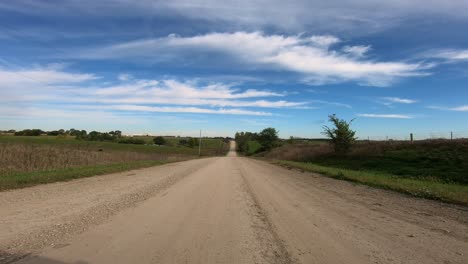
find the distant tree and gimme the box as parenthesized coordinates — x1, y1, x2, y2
(153, 136, 166, 146)
(257, 127, 279, 151)
(47, 129, 66, 136)
(322, 114, 357, 154)
(287, 136, 296, 144)
(14, 129, 44, 136)
(179, 139, 189, 146)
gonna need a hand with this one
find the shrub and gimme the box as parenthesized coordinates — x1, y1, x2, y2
(118, 138, 146, 145)
(322, 114, 357, 154)
(153, 136, 166, 146)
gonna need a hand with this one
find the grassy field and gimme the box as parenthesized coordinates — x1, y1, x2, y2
(0, 135, 229, 156)
(264, 140, 468, 185)
(0, 135, 229, 190)
(275, 160, 468, 205)
(0, 160, 171, 191)
(262, 139, 468, 204)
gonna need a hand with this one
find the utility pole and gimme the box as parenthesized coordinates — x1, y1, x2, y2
(410, 133, 413, 143)
(198, 130, 202, 156)
(451, 131, 453, 141)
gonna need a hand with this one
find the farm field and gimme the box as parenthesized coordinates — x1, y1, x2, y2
(0, 135, 229, 190)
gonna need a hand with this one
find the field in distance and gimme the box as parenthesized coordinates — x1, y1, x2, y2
(0, 134, 230, 190)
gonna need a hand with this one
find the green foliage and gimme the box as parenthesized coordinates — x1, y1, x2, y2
(153, 136, 166, 146)
(322, 114, 356, 154)
(257, 127, 279, 151)
(118, 138, 146, 145)
(14, 129, 44, 136)
(82, 130, 122, 142)
(277, 160, 468, 205)
(68, 129, 87, 139)
(179, 137, 199, 148)
(235, 131, 257, 154)
(235, 127, 279, 155)
(246, 140, 262, 155)
(311, 142, 468, 184)
(46, 129, 66, 136)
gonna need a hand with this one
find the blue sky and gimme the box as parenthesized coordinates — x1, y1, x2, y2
(1, 1, 468, 138)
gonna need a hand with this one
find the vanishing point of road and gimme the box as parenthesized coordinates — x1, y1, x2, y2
(1, 142, 467, 264)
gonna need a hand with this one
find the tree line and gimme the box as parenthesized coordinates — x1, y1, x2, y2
(235, 115, 357, 156)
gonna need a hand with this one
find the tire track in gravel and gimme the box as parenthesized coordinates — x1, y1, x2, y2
(0, 158, 216, 264)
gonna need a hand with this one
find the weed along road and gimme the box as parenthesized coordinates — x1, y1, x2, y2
(0, 142, 467, 264)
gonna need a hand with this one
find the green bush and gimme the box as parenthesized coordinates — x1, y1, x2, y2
(153, 136, 166, 146)
(118, 138, 146, 145)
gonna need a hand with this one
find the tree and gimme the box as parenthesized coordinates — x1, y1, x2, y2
(153, 136, 166, 146)
(322, 114, 357, 154)
(257, 127, 279, 151)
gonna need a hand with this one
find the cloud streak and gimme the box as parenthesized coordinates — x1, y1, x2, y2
(358, 113, 413, 119)
(428, 105, 468, 112)
(3, 1, 468, 33)
(81, 32, 431, 86)
(427, 49, 468, 62)
(0, 66, 308, 116)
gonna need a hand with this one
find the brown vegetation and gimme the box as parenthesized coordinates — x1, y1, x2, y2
(0, 143, 190, 175)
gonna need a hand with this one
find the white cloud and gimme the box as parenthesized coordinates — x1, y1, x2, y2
(309, 35, 340, 47)
(451, 105, 468, 111)
(381, 97, 417, 104)
(0, 66, 97, 87)
(0, 65, 307, 116)
(428, 105, 468, 112)
(428, 49, 468, 61)
(5, 1, 468, 33)
(81, 79, 301, 109)
(358, 113, 413, 119)
(79, 104, 272, 116)
(82, 32, 431, 86)
(342, 45, 371, 57)
(118, 73, 133, 81)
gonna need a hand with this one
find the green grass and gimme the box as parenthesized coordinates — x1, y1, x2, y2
(275, 160, 468, 205)
(0, 160, 172, 191)
(246, 140, 262, 155)
(311, 145, 468, 184)
(0, 135, 229, 156)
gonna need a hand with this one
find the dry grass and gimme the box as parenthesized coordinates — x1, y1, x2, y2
(0, 143, 190, 175)
(263, 143, 333, 161)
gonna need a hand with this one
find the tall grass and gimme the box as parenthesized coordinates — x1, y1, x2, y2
(0, 143, 190, 175)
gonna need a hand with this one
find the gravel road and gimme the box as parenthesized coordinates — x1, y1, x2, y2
(1, 142, 467, 264)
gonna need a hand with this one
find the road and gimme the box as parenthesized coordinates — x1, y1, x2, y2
(1, 142, 467, 264)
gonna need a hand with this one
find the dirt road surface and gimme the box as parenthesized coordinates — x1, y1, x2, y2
(1, 141, 467, 264)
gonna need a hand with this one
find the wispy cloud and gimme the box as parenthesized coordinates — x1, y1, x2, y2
(342, 45, 371, 58)
(84, 105, 272, 116)
(0, 66, 307, 116)
(379, 97, 417, 106)
(358, 113, 413, 119)
(428, 105, 468, 112)
(0, 64, 97, 86)
(80, 32, 431, 87)
(427, 49, 468, 62)
(310, 100, 352, 109)
(3, 1, 468, 33)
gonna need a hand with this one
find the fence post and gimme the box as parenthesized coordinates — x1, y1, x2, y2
(410, 133, 413, 143)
